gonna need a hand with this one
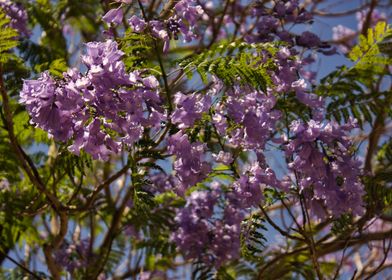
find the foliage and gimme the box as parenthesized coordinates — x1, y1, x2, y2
(349, 21, 392, 71)
(179, 41, 277, 91)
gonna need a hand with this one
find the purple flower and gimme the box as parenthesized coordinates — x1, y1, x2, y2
(172, 92, 211, 129)
(219, 86, 280, 150)
(68, 118, 121, 161)
(102, 7, 123, 26)
(20, 72, 77, 141)
(297, 31, 321, 48)
(137, 0, 203, 52)
(174, 0, 204, 26)
(54, 238, 90, 273)
(128, 15, 147, 32)
(150, 20, 170, 52)
(0, 0, 29, 36)
(172, 185, 243, 267)
(168, 132, 211, 192)
(285, 119, 365, 217)
(257, 16, 279, 36)
(292, 79, 324, 108)
(21, 40, 164, 160)
(0, 178, 10, 191)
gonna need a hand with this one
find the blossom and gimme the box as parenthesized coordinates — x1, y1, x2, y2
(172, 185, 242, 267)
(168, 132, 211, 193)
(217, 86, 280, 150)
(20, 40, 164, 159)
(131, 0, 203, 52)
(174, 0, 204, 26)
(172, 92, 211, 129)
(102, 7, 123, 26)
(20, 72, 77, 141)
(296, 31, 321, 48)
(285, 119, 365, 217)
(128, 15, 147, 32)
(0, 0, 29, 36)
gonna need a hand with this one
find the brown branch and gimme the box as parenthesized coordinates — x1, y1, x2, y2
(43, 245, 61, 280)
(317, 229, 392, 257)
(302, 198, 324, 280)
(87, 156, 138, 279)
(362, 238, 392, 280)
(159, 0, 180, 19)
(206, 0, 230, 48)
(260, 206, 305, 242)
(258, 229, 392, 279)
(361, 0, 378, 36)
(312, 4, 369, 17)
(75, 162, 130, 211)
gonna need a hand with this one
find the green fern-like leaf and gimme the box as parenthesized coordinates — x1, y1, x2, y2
(349, 21, 392, 71)
(179, 41, 279, 91)
(317, 66, 388, 127)
(192, 261, 215, 280)
(368, 139, 392, 210)
(240, 213, 267, 261)
(0, 10, 18, 64)
(120, 31, 157, 71)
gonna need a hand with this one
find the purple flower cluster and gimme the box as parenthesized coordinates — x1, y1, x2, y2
(167, 132, 211, 195)
(214, 86, 280, 150)
(172, 184, 241, 267)
(172, 158, 292, 267)
(230, 162, 288, 208)
(285, 118, 365, 218)
(0, 0, 29, 36)
(129, 0, 203, 52)
(20, 40, 164, 160)
(247, 1, 323, 49)
(172, 91, 211, 129)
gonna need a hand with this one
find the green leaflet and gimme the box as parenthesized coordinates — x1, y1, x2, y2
(317, 65, 390, 128)
(240, 213, 267, 262)
(178, 40, 279, 91)
(349, 21, 392, 71)
(0, 10, 18, 64)
(120, 31, 157, 71)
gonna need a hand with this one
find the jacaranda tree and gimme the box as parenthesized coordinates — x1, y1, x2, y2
(0, 0, 391, 279)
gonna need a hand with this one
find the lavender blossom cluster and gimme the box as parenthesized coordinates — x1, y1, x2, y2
(285, 119, 365, 218)
(172, 184, 242, 267)
(105, 0, 205, 52)
(0, 0, 29, 36)
(21, 40, 165, 160)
